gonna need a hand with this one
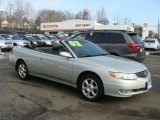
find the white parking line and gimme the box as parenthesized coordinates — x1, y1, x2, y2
(153, 75, 160, 78)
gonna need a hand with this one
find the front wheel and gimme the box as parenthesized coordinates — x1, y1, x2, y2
(79, 74, 104, 102)
(17, 61, 29, 80)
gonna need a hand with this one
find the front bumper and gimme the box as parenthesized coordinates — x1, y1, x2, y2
(122, 52, 146, 62)
(145, 45, 157, 50)
(102, 73, 152, 97)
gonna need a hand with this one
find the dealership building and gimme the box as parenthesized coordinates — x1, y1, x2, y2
(40, 19, 134, 34)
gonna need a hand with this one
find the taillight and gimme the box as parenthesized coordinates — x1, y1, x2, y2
(127, 43, 140, 50)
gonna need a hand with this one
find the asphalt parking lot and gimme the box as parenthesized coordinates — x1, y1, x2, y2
(0, 50, 160, 120)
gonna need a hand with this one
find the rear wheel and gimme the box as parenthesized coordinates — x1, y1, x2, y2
(13, 43, 17, 46)
(79, 74, 104, 102)
(17, 61, 29, 80)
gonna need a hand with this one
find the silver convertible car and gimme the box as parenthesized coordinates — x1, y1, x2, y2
(9, 40, 152, 101)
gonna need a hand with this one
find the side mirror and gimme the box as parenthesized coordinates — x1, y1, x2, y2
(59, 51, 72, 58)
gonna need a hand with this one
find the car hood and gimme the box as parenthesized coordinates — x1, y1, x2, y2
(76, 55, 147, 73)
(13, 40, 27, 42)
(0, 40, 13, 43)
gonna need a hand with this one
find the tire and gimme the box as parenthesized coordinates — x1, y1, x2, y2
(79, 74, 104, 102)
(13, 43, 17, 46)
(17, 61, 29, 80)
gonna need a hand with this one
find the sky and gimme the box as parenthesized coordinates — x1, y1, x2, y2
(0, 0, 160, 31)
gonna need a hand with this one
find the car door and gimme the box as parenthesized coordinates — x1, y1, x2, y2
(19, 48, 43, 75)
(38, 53, 73, 82)
(37, 44, 73, 83)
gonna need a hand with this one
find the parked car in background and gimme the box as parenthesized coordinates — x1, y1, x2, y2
(72, 30, 145, 62)
(0, 35, 13, 50)
(16, 34, 29, 41)
(144, 38, 160, 50)
(0, 34, 12, 40)
(25, 35, 44, 47)
(32, 34, 52, 46)
(9, 35, 29, 46)
(44, 34, 59, 40)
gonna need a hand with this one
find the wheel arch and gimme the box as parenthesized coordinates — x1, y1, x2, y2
(15, 58, 25, 71)
(77, 71, 103, 89)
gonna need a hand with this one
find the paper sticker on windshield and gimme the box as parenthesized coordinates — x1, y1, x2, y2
(69, 41, 82, 47)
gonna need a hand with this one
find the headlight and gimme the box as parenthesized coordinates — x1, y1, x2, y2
(108, 71, 137, 80)
(33, 42, 37, 44)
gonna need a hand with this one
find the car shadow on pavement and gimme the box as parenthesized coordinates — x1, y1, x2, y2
(27, 75, 81, 97)
(7, 70, 152, 104)
(146, 49, 160, 55)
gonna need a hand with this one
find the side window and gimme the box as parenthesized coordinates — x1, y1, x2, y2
(86, 32, 107, 43)
(34, 42, 68, 56)
(73, 33, 86, 40)
(107, 32, 126, 43)
(51, 42, 68, 56)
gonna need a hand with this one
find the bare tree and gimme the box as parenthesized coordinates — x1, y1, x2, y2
(24, 1, 35, 20)
(96, 7, 109, 25)
(123, 17, 131, 25)
(114, 14, 121, 25)
(75, 9, 91, 20)
(5, 2, 14, 28)
(75, 11, 83, 19)
(82, 9, 91, 20)
(35, 15, 41, 26)
(5, 0, 35, 29)
(6, 2, 14, 16)
(64, 11, 74, 20)
(38, 9, 73, 23)
(13, 0, 26, 27)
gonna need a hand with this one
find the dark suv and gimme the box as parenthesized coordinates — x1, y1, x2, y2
(72, 30, 145, 62)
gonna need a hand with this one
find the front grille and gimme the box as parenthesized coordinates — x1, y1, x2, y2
(132, 87, 146, 92)
(136, 70, 148, 78)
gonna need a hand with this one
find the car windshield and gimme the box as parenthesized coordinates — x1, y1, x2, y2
(33, 36, 41, 40)
(65, 40, 108, 58)
(27, 36, 36, 40)
(128, 33, 143, 44)
(17, 35, 27, 40)
(0, 35, 5, 40)
(50, 36, 57, 40)
(1, 35, 10, 40)
(12, 35, 21, 40)
(40, 36, 49, 40)
(145, 40, 155, 43)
